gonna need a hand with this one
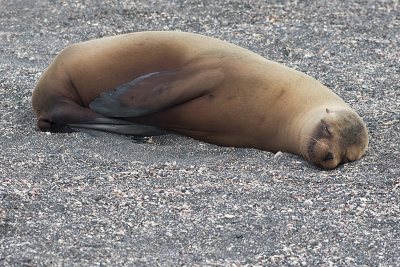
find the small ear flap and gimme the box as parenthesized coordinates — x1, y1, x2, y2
(326, 108, 330, 113)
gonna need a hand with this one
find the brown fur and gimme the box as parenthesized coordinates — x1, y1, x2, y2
(32, 31, 368, 169)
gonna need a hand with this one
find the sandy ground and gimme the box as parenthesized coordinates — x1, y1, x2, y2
(0, 0, 399, 265)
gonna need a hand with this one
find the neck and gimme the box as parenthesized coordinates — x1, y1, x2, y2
(281, 107, 323, 156)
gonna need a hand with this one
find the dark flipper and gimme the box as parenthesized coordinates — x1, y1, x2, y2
(37, 100, 167, 136)
(89, 63, 224, 118)
(67, 118, 167, 136)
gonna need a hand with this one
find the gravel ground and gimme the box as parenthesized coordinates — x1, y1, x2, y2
(0, 0, 399, 266)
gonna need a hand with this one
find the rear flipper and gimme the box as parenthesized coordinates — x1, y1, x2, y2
(36, 99, 167, 136)
(89, 62, 224, 117)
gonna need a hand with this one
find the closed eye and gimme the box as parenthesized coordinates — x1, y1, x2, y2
(324, 125, 331, 136)
(320, 120, 332, 137)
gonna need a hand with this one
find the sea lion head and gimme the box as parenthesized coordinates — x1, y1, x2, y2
(303, 108, 368, 169)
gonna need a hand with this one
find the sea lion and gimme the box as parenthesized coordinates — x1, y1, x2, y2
(32, 31, 368, 169)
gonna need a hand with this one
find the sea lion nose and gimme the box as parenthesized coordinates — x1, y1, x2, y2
(323, 152, 334, 161)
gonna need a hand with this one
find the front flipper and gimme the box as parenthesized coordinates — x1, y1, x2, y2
(89, 62, 224, 118)
(36, 99, 167, 136)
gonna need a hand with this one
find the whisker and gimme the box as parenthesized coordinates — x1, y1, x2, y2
(300, 134, 320, 161)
